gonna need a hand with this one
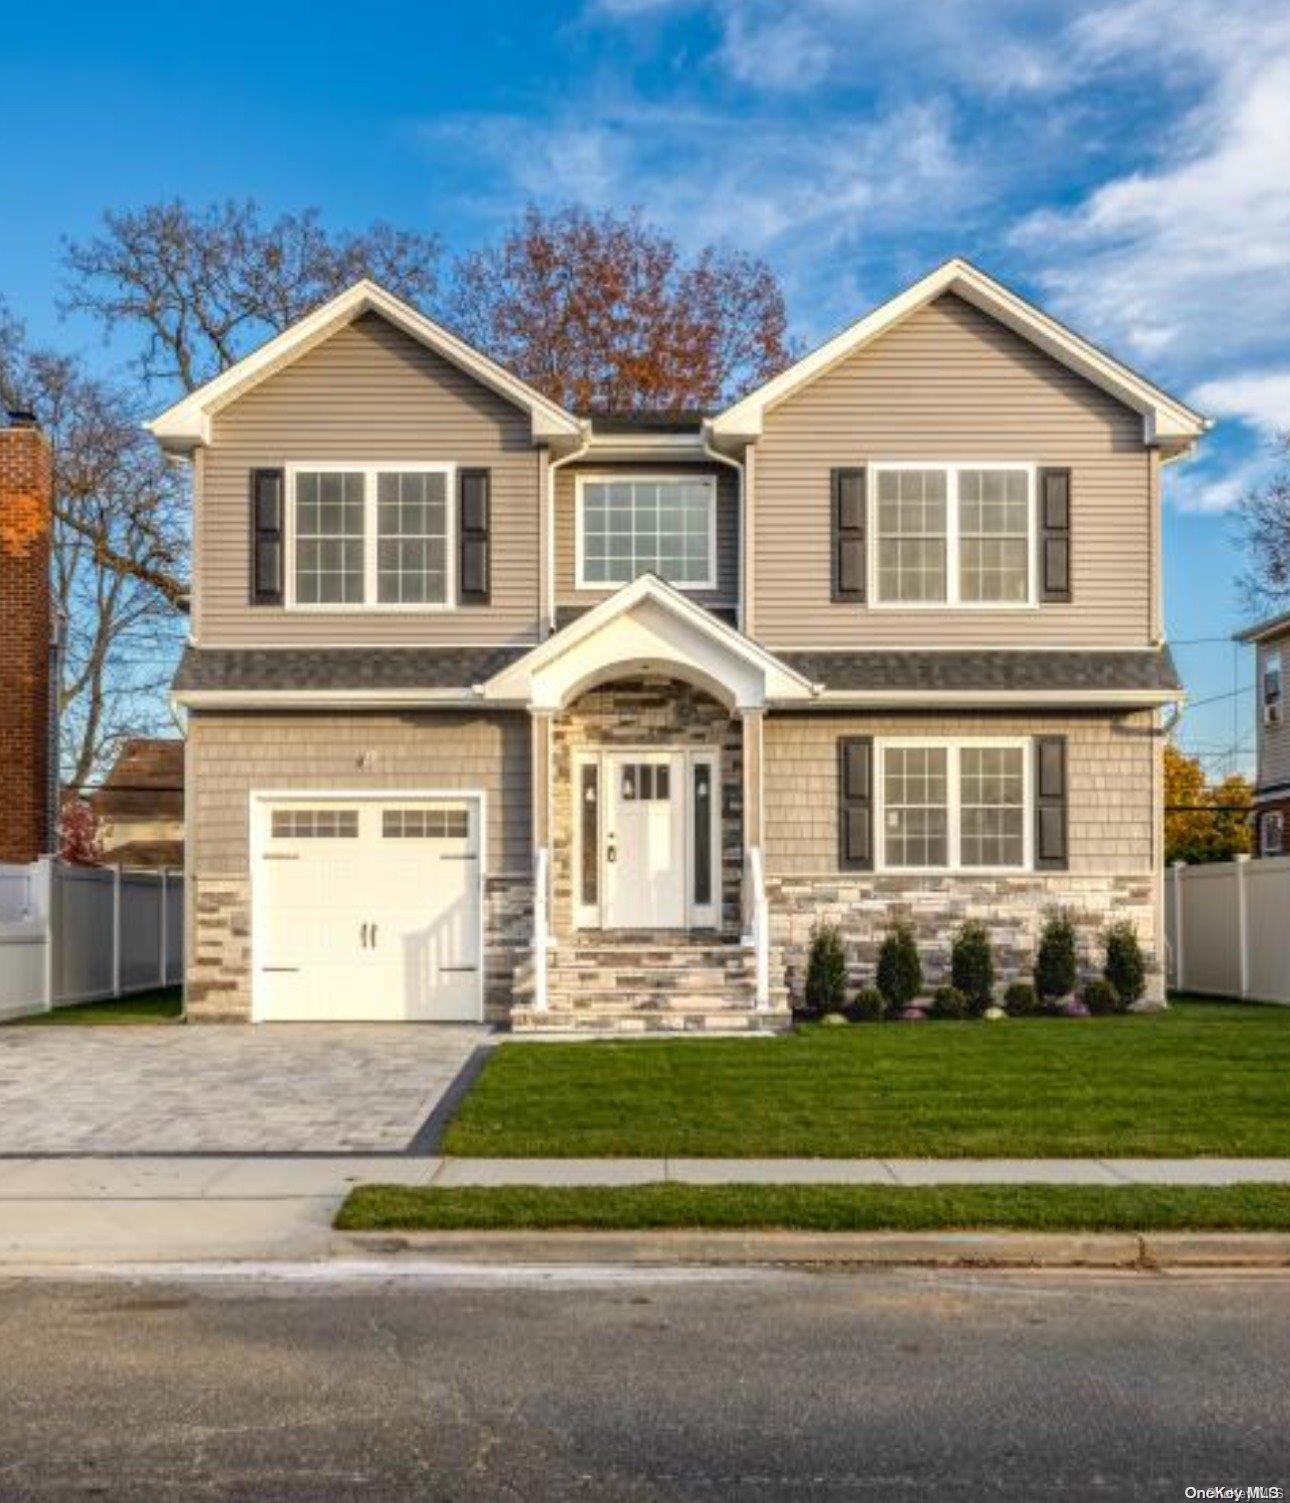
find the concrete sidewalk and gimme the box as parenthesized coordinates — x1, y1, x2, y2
(0, 1156, 1287, 1266)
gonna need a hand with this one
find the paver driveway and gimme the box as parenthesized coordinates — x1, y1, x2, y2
(0, 1025, 491, 1153)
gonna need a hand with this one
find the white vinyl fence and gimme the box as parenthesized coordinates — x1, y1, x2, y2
(0, 858, 182, 1021)
(1167, 855, 1290, 1005)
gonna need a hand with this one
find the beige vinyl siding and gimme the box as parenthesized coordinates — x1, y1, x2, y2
(752, 293, 1153, 647)
(764, 710, 1157, 876)
(199, 312, 541, 646)
(555, 461, 739, 613)
(1257, 635, 1290, 789)
(187, 710, 531, 877)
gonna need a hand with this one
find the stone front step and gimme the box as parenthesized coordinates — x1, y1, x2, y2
(511, 1005, 792, 1036)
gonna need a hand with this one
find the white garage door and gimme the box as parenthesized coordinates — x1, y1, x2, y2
(255, 796, 482, 1022)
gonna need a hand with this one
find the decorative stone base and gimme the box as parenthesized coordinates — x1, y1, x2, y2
(766, 872, 1163, 1008)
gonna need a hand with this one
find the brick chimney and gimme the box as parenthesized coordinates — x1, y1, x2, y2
(0, 412, 54, 863)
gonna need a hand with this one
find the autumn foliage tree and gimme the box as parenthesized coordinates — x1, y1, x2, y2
(57, 795, 104, 866)
(1165, 743, 1252, 864)
(446, 205, 791, 412)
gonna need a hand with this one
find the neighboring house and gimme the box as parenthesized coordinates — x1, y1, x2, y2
(0, 411, 58, 866)
(1236, 612, 1290, 857)
(91, 737, 185, 869)
(148, 259, 1206, 1029)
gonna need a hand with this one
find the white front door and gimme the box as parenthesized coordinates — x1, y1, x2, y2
(255, 797, 481, 1022)
(603, 753, 687, 929)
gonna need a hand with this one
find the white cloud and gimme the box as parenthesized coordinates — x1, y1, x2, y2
(1193, 372, 1290, 438)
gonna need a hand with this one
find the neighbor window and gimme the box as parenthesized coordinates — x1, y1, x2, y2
(1263, 650, 1283, 726)
(873, 464, 1034, 606)
(879, 741, 1029, 870)
(1262, 810, 1284, 857)
(290, 465, 452, 608)
(578, 476, 715, 589)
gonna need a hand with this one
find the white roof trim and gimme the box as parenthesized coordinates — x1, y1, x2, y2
(481, 573, 820, 710)
(711, 258, 1209, 450)
(146, 280, 583, 452)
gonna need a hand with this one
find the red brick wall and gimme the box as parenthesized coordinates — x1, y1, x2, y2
(0, 426, 53, 863)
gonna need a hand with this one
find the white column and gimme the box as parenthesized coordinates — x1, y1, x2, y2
(740, 707, 765, 852)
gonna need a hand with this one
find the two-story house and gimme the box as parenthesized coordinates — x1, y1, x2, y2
(149, 259, 1205, 1030)
(1237, 611, 1290, 857)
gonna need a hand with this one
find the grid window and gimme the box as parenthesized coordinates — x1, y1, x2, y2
(581, 479, 713, 588)
(960, 746, 1026, 867)
(271, 808, 359, 839)
(959, 470, 1030, 603)
(377, 472, 448, 604)
(294, 472, 365, 604)
(382, 807, 469, 839)
(883, 747, 949, 867)
(876, 469, 948, 603)
(1263, 812, 1284, 857)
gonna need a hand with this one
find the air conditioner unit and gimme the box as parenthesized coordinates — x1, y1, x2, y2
(1264, 700, 1283, 727)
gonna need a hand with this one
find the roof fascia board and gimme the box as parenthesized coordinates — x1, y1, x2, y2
(712, 259, 1207, 445)
(147, 280, 582, 451)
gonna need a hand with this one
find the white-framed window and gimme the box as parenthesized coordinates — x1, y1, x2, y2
(1262, 810, 1284, 856)
(1262, 649, 1283, 726)
(871, 463, 1036, 607)
(877, 738, 1031, 871)
(286, 463, 454, 610)
(576, 474, 717, 591)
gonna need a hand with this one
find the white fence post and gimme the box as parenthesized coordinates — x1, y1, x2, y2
(1171, 860, 1185, 992)
(35, 857, 53, 1013)
(112, 864, 122, 998)
(1235, 854, 1250, 1000)
(158, 868, 168, 988)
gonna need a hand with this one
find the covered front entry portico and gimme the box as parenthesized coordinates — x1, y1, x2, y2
(481, 576, 817, 1031)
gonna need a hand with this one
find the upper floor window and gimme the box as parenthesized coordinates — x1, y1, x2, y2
(577, 475, 716, 591)
(873, 464, 1035, 607)
(1263, 650, 1283, 726)
(288, 464, 452, 609)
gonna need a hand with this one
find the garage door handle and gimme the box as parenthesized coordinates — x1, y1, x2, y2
(371, 923, 378, 949)
(439, 853, 478, 862)
(360, 922, 369, 948)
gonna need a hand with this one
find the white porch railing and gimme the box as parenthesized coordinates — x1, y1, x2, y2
(743, 845, 770, 1009)
(532, 846, 550, 1012)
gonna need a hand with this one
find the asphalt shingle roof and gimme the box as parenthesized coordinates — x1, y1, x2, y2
(173, 645, 529, 693)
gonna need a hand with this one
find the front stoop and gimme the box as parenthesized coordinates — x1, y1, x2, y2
(511, 932, 793, 1035)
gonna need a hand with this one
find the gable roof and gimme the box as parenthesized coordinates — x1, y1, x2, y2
(710, 258, 1209, 455)
(90, 738, 185, 819)
(146, 280, 584, 454)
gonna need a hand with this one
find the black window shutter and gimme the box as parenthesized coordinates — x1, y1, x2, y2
(1040, 468, 1071, 603)
(1035, 735, 1068, 870)
(250, 468, 284, 606)
(832, 468, 867, 603)
(838, 736, 874, 870)
(459, 468, 491, 605)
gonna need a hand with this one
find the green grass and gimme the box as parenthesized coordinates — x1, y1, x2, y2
(444, 998, 1290, 1158)
(8, 987, 183, 1026)
(336, 1182, 1290, 1233)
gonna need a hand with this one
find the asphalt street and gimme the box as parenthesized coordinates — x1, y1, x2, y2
(0, 1264, 1285, 1501)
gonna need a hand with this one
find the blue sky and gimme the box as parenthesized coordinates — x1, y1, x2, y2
(4, 0, 1288, 772)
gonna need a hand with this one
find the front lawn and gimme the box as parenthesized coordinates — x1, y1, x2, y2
(444, 999, 1290, 1158)
(7, 987, 183, 1026)
(337, 1182, 1290, 1233)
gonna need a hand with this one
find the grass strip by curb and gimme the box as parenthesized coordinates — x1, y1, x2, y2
(335, 1183, 1290, 1234)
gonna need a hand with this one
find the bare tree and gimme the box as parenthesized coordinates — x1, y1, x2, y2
(447, 205, 791, 411)
(1237, 434, 1290, 613)
(0, 301, 187, 784)
(63, 200, 442, 393)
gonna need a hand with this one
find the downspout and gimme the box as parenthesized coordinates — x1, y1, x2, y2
(700, 424, 745, 634)
(545, 421, 593, 638)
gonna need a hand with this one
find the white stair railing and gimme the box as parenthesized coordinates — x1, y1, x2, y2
(743, 845, 770, 1010)
(532, 846, 550, 1012)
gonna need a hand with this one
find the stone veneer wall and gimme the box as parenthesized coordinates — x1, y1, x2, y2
(763, 708, 1164, 1006)
(550, 676, 743, 937)
(767, 872, 1161, 1005)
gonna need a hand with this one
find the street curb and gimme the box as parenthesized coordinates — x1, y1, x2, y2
(339, 1229, 1290, 1269)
